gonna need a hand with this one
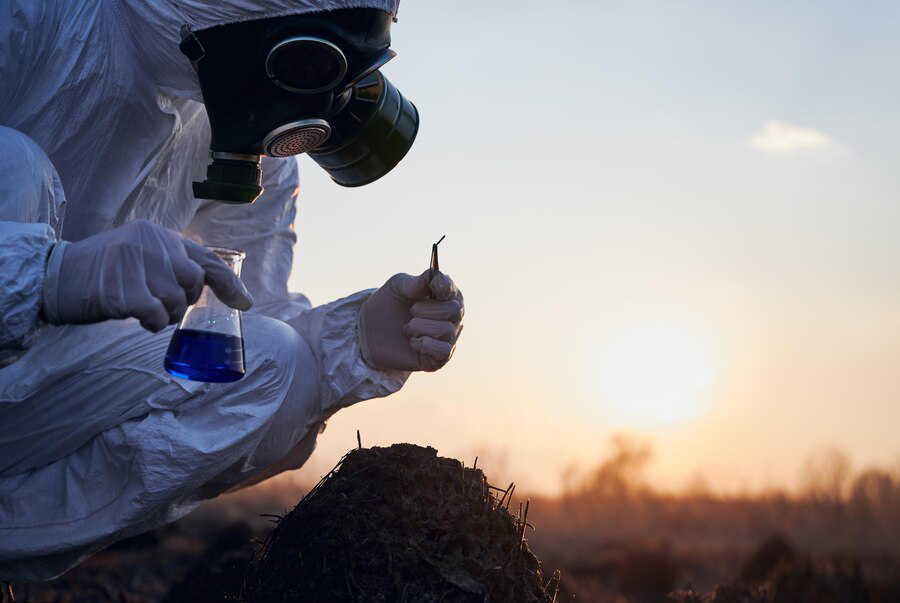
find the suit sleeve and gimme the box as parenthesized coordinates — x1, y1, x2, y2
(0, 126, 67, 368)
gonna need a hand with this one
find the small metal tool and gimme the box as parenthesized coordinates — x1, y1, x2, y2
(429, 235, 445, 286)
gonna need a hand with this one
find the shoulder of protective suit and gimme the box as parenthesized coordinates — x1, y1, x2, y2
(168, 0, 401, 30)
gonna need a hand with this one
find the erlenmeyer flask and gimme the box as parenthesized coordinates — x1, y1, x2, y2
(164, 246, 246, 383)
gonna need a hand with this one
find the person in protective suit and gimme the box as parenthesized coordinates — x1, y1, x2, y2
(0, 0, 464, 582)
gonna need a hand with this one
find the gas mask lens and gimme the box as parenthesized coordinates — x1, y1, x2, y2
(266, 37, 347, 93)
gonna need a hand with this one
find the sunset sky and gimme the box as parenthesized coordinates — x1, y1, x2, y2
(282, 0, 900, 495)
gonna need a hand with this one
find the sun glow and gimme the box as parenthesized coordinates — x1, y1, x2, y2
(595, 321, 715, 426)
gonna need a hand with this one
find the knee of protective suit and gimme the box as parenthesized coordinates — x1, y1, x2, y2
(0, 125, 66, 230)
(238, 314, 322, 472)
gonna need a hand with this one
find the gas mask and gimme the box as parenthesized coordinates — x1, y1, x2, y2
(179, 9, 419, 204)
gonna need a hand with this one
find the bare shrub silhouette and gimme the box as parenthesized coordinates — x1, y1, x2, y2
(577, 434, 653, 501)
(798, 447, 852, 503)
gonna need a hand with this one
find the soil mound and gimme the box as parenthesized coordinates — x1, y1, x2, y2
(242, 444, 557, 602)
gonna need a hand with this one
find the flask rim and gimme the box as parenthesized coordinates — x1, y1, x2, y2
(206, 245, 246, 262)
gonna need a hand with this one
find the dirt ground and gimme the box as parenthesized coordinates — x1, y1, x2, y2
(8, 441, 900, 602)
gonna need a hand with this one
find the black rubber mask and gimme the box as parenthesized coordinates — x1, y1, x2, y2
(180, 9, 419, 204)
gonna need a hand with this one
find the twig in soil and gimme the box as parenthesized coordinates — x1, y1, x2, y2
(519, 499, 530, 549)
(496, 482, 515, 510)
(259, 513, 283, 526)
(546, 570, 561, 603)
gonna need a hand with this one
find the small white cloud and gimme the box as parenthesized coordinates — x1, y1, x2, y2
(749, 120, 834, 154)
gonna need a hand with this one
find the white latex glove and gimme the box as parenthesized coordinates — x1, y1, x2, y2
(42, 219, 253, 332)
(358, 270, 464, 372)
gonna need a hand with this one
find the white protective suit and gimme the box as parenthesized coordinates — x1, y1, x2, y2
(0, 0, 408, 582)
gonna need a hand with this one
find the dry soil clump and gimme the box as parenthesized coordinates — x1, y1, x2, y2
(242, 443, 557, 602)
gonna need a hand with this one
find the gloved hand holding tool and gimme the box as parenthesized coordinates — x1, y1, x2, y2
(358, 236, 464, 372)
(41, 219, 253, 332)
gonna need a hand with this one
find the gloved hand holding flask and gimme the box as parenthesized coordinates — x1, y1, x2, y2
(0, 0, 447, 584)
(358, 267, 464, 373)
(41, 219, 253, 331)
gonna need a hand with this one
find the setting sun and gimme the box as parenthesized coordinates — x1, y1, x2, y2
(596, 321, 716, 426)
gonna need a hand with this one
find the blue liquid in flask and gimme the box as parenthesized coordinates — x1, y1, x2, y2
(164, 329, 245, 383)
